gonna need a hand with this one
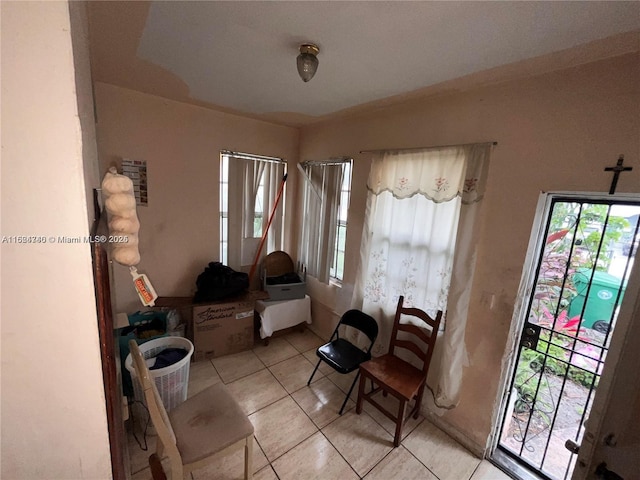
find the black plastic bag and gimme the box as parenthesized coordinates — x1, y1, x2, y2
(194, 262, 249, 303)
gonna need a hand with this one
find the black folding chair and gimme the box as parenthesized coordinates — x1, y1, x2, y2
(307, 309, 378, 415)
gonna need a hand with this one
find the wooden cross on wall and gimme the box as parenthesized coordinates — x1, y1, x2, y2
(604, 155, 632, 194)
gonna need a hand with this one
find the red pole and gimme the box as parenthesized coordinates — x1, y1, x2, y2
(248, 173, 287, 284)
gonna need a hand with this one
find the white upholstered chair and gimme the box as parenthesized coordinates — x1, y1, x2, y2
(129, 340, 254, 479)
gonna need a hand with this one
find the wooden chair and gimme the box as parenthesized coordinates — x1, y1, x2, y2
(128, 340, 254, 480)
(307, 309, 378, 414)
(355, 296, 442, 447)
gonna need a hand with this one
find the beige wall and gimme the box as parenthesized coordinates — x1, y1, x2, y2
(91, 44, 639, 458)
(93, 83, 299, 312)
(2, 3, 636, 476)
(1, 2, 112, 478)
(298, 52, 640, 452)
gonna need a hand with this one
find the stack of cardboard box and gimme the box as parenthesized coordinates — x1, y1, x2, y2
(155, 290, 268, 361)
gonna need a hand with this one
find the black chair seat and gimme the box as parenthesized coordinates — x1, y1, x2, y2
(307, 309, 378, 415)
(317, 338, 371, 374)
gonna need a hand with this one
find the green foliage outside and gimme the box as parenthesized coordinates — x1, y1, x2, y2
(548, 202, 629, 272)
(513, 202, 626, 419)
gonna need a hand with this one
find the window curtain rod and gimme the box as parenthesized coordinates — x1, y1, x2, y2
(221, 150, 286, 164)
(301, 157, 352, 167)
(359, 141, 497, 155)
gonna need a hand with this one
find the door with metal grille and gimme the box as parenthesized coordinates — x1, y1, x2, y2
(494, 195, 640, 480)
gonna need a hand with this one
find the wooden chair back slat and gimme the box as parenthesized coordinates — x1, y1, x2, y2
(388, 297, 442, 375)
(393, 339, 426, 361)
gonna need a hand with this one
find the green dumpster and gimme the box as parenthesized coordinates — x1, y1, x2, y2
(568, 269, 626, 333)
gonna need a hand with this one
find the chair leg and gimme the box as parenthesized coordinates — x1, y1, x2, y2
(148, 454, 167, 480)
(244, 435, 253, 480)
(394, 399, 407, 447)
(356, 373, 366, 414)
(307, 359, 321, 386)
(413, 385, 426, 419)
(339, 371, 360, 415)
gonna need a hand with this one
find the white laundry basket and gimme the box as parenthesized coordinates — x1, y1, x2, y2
(125, 336, 194, 411)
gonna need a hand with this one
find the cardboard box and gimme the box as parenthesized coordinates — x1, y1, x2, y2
(191, 291, 267, 361)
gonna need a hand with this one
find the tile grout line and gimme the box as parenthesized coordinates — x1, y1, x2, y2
(260, 464, 281, 480)
(210, 344, 320, 476)
(254, 333, 358, 477)
(247, 343, 322, 471)
(249, 431, 272, 477)
(255, 379, 320, 463)
(317, 405, 396, 478)
(128, 330, 325, 478)
(251, 335, 301, 368)
(316, 428, 364, 479)
(267, 353, 326, 394)
(468, 459, 483, 480)
(400, 440, 443, 480)
(242, 369, 290, 415)
(211, 350, 264, 384)
(139, 329, 466, 480)
(282, 329, 403, 478)
(320, 389, 442, 479)
(363, 446, 396, 479)
(263, 427, 319, 470)
(329, 374, 427, 446)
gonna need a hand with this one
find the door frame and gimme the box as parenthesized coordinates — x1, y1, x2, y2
(488, 191, 640, 479)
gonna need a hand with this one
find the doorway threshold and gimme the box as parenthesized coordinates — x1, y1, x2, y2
(492, 448, 549, 480)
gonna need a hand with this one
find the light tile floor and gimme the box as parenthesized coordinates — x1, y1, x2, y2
(128, 328, 511, 480)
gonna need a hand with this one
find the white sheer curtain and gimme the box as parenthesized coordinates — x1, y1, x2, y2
(352, 144, 491, 408)
(263, 161, 285, 255)
(227, 156, 285, 270)
(298, 162, 344, 283)
(243, 160, 266, 238)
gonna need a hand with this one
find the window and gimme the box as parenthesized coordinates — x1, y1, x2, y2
(352, 144, 492, 407)
(219, 151, 286, 270)
(298, 158, 352, 284)
(331, 161, 352, 281)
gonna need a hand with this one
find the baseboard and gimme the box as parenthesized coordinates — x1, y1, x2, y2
(423, 411, 486, 458)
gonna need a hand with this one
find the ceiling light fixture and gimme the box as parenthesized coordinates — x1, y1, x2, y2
(297, 43, 320, 82)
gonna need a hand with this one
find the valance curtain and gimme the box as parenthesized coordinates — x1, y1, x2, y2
(298, 163, 344, 283)
(352, 144, 491, 408)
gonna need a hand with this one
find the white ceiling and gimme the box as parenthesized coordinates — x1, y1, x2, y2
(89, 1, 640, 125)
